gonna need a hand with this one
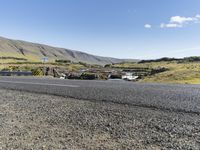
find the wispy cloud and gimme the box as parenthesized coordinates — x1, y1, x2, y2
(170, 16, 195, 24)
(144, 24, 152, 29)
(196, 14, 200, 18)
(160, 23, 182, 28)
(160, 14, 200, 28)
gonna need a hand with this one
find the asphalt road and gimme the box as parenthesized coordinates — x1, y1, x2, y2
(0, 76, 200, 115)
(0, 76, 200, 149)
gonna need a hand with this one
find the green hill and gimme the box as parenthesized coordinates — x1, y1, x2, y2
(0, 36, 138, 65)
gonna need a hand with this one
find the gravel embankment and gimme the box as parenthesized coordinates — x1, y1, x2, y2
(0, 89, 199, 150)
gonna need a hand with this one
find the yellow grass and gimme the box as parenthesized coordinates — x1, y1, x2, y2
(112, 62, 200, 84)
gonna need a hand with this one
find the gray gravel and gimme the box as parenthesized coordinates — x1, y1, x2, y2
(0, 89, 200, 150)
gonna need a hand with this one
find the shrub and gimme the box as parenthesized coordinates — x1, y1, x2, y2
(55, 59, 71, 63)
(80, 72, 97, 80)
(32, 68, 44, 76)
(109, 74, 122, 79)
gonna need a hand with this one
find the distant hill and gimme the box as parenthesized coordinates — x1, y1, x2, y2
(0, 36, 138, 65)
(139, 57, 200, 63)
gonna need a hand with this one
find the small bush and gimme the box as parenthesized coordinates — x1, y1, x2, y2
(81, 72, 97, 80)
(55, 59, 71, 63)
(32, 68, 44, 76)
(109, 74, 122, 79)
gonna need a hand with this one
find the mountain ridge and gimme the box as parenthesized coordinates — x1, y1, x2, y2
(0, 36, 138, 65)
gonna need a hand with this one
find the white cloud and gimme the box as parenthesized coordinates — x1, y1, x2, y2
(196, 14, 200, 18)
(160, 23, 182, 28)
(170, 16, 194, 24)
(160, 14, 200, 28)
(144, 24, 151, 28)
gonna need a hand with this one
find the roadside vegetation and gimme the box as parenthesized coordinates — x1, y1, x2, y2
(1, 57, 200, 84)
(141, 62, 200, 84)
(109, 57, 200, 84)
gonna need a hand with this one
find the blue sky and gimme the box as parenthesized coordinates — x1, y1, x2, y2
(0, 0, 200, 59)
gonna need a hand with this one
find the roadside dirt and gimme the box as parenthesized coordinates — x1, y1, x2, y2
(0, 89, 199, 150)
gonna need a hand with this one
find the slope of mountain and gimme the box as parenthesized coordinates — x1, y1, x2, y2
(0, 36, 137, 65)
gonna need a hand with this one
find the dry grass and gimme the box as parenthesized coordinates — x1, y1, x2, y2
(112, 62, 200, 84)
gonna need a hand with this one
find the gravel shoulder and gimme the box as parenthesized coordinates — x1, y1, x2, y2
(0, 89, 200, 150)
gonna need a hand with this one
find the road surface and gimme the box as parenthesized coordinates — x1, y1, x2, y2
(0, 76, 200, 114)
(0, 76, 200, 149)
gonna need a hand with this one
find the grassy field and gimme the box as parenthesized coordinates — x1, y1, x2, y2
(110, 61, 200, 84)
(1, 57, 200, 84)
(0, 62, 87, 73)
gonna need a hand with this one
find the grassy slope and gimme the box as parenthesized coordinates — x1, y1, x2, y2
(0, 62, 87, 73)
(142, 62, 200, 84)
(111, 62, 200, 84)
(0, 36, 138, 65)
(0, 52, 55, 63)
